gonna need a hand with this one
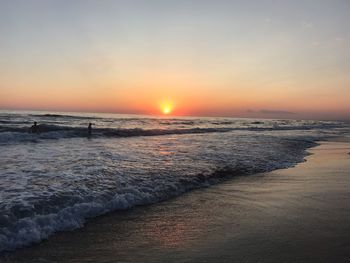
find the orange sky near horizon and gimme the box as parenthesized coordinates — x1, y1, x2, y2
(2, 63, 349, 119)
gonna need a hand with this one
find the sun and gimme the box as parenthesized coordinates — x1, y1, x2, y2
(159, 99, 175, 115)
(162, 106, 172, 115)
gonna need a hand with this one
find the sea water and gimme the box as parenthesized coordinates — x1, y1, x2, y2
(0, 110, 349, 252)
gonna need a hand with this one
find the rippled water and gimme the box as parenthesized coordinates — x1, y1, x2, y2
(0, 110, 349, 252)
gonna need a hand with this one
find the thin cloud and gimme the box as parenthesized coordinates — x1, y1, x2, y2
(301, 21, 314, 29)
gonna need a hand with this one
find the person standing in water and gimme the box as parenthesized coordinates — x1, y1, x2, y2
(88, 123, 92, 136)
(30, 122, 39, 133)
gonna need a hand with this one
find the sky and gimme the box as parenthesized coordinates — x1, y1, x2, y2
(0, 0, 349, 120)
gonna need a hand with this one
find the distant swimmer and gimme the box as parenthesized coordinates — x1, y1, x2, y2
(88, 123, 92, 136)
(30, 122, 39, 133)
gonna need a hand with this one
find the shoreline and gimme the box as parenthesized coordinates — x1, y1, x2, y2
(1, 139, 350, 262)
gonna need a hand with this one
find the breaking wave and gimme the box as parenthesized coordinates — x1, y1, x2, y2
(0, 137, 316, 252)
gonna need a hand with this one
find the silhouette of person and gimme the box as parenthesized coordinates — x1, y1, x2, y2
(30, 122, 39, 133)
(88, 123, 92, 136)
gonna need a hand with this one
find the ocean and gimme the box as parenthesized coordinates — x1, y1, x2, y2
(0, 110, 349, 253)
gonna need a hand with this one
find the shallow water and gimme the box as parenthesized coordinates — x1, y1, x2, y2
(0, 110, 349, 252)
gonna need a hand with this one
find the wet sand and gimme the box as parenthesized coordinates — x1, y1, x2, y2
(1, 140, 350, 263)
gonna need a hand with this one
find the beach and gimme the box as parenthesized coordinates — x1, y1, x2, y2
(1, 139, 349, 263)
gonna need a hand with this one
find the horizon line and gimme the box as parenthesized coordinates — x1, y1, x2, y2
(0, 107, 348, 122)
